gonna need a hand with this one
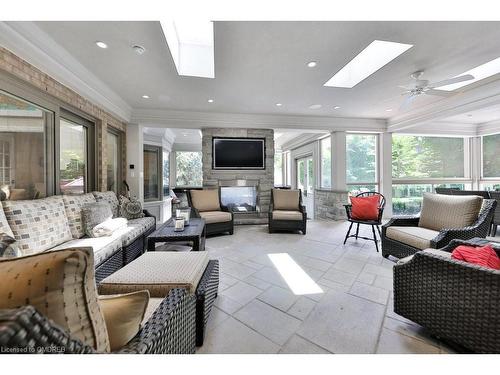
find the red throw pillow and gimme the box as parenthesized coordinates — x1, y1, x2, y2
(451, 244, 500, 270)
(350, 195, 380, 221)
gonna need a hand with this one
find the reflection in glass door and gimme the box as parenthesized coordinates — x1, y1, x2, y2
(296, 156, 314, 218)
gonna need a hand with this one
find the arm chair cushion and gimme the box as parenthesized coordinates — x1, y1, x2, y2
(418, 192, 483, 231)
(273, 189, 300, 211)
(190, 190, 221, 212)
(386, 226, 440, 250)
(199, 210, 232, 224)
(272, 210, 303, 221)
(0, 247, 110, 352)
(98, 290, 150, 351)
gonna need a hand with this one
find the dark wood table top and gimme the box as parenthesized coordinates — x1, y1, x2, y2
(148, 217, 206, 240)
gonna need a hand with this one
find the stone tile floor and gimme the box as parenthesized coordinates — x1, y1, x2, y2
(197, 220, 457, 354)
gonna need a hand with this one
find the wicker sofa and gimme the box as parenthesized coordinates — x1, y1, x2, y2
(393, 238, 500, 353)
(187, 189, 234, 236)
(0, 191, 156, 283)
(382, 193, 496, 259)
(268, 189, 307, 234)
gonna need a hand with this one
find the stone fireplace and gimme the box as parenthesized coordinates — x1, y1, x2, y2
(202, 128, 274, 224)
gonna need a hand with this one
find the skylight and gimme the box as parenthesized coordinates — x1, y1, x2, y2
(324, 40, 413, 88)
(268, 253, 323, 295)
(160, 20, 215, 79)
(436, 56, 500, 91)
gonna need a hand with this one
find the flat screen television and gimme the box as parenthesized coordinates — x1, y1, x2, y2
(212, 137, 265, 170)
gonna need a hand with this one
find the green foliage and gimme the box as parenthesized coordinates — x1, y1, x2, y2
(346, 134, 376, 183)
(60, 151, 84, 180)
(483, 134, 500, 178)
(176, 152, 202, 187)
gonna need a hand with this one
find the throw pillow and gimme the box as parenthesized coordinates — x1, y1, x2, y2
(350, 195, 380, 221)
(119, 195, 145, 220)
(0, 233, 18, 257)
(98, 290, 150, 351)
(451, 244, 500, 270)
(82, 202, 113, 237)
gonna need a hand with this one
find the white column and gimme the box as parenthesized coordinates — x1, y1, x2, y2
(470, 136, 481, 190)
(380, 132, 393, 218)
(126, 123, 144, 201)
(331, 131, 347, 191)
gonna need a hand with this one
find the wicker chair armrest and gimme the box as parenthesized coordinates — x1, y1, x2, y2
(0, 306, 95, 354)
(299, 205, 306, 214)
(432, 219, 493, 249)
(190, 207, 201, 218)
(117, 288, 196, 354)
(344, 204, 352, 219)
(382, 216, 420, 229)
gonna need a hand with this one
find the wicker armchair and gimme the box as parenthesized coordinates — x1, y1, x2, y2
(268, 189, 307, 234)
(393, 238, 500, 353)
(187, 189, 234, 236)
(0, 288, 196, 354)
(489, 191, 500, 236)
(382, 196, 497, 259)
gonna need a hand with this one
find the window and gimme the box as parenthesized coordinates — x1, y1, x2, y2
(346, 134, 378, 195)
(106, 130, 121, 194)
(0, 90, 52, 200)
(391, 135, 469, 215)
(320, 137, 331, 188)
(274, 151, 283, 186)
(59, 113, 94, 194)
(175, 151, 202, 187)
(163, 150, 170, 196)
(482, 133, 500, 178)
(144, 145, 162, 201)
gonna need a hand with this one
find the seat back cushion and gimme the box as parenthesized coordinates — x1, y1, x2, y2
(82, 202, 114, 237)
(98, 290, 150, 351)
(418, 192, 483, 231)
(350, 195, 380, 221)
(273, 189, 300, 211)
(0, 247, 110, 352)
(92, 191, 120, 218)
(190, 189, 220, 212)
(62, 193, 97, 239)
(2, 196, 72, 255)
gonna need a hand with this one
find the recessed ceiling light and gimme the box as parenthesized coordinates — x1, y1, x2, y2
(333, 106, 341, 110)
(95, 41, 108, 49)
(386, 108, 393, 112)
(275, 103, 283, 107)
(324, 40, 413, 88)
(207, 99, 214, 103)
(436, 56, 500, 91)
(309, 104, 322, 109)
(132, 45, 146, 55)
(307, 61, 317, 68)
(142, 95, 150, 99)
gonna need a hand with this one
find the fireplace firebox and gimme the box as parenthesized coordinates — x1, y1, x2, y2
(219, 179, 260, 214)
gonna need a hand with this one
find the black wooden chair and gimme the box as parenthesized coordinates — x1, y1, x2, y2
(343, 192, 386, 252)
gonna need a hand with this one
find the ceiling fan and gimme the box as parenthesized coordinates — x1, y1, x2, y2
(398, 71, 475, 108)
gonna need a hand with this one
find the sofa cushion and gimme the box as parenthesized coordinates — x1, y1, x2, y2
(2, 196, 72, 255)
(51, 235, 122, 267)
(119, 195, 145, 220)
(190, 190, 220, 212)
(82, 202, 113, 237)
(62, 193, 97, 239)
(273, 189, 300, 210)
(99, 251, 209, 297)
(98, 290, 150, 351)
(128, 217, 155, 233)
(272, 210, 303, 221)
(418, 192, 483, 231)
(0, 247, 110, 352)
(199, 211, 232, 224)
(92, 191, 120, 218)
(386, 226, 440, 250)
(0, 202, 14, 238)
(111, 223, 144, 247)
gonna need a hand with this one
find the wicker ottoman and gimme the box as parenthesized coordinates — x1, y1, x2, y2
(99, 251, 219, 346)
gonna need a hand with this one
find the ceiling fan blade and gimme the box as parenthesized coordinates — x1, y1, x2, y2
(398, 85, 414, 90)
(426, 89, 455, 97)
(430, 74, 475, 88)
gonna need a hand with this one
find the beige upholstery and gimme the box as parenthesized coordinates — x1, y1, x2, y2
(419, 193, 483, 231)
(0, 247, 110, 352)
(142, 298, 163, 326)
(397, 248, 452, 265)
(99, 251, 210, 297)
(199, 211, 232, 224)
(272, 210, 303, 221)
(190, 190, 221, 212)
(386, 226, 440, 250)
(99, 290, 150, 351)
(273, 189, 300, 210)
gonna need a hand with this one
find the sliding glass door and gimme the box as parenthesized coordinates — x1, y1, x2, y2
(296, 156, 314, 218)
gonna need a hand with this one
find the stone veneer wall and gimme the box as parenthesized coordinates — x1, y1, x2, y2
(201, 128, 274, 222)
(314, 189, 349, 220)
(0, 47, 127, 191)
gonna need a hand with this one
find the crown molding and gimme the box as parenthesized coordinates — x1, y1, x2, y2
(0, 21, 132, 122)
(131, 108, 387, 132)
(282, 133, 323, 150)
(395, 121, 478, 137)
(478, 119, 500, 136)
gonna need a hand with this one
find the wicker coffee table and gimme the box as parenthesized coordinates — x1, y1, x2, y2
(147, 217, 206, 252)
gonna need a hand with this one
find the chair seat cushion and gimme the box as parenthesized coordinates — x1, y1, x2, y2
(199, 211, 232, 224)
(51, 235, 122, 267)
(272, 210, 303, 221)
(98, 251, 210, 297)
(386, 226, 440, 250)
(128, 217, 156, 233)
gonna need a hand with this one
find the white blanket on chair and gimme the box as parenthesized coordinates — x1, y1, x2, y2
(92, 218, 128, 237)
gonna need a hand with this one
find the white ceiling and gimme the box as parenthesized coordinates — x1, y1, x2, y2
(440, 103, 500, 124)
(33, 21, 500, 122)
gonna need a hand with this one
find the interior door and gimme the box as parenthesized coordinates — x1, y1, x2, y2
(296, 156, 314, 218)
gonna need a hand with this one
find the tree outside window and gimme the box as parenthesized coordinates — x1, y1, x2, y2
(175, 151, 202, 187)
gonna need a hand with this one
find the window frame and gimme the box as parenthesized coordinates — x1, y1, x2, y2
(106, 127, 123, 194)
(346, 132, 380, 193)
(319, 135, 332, 189)
(143, 144, 163, 202)
(480, 133, 500, 181)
